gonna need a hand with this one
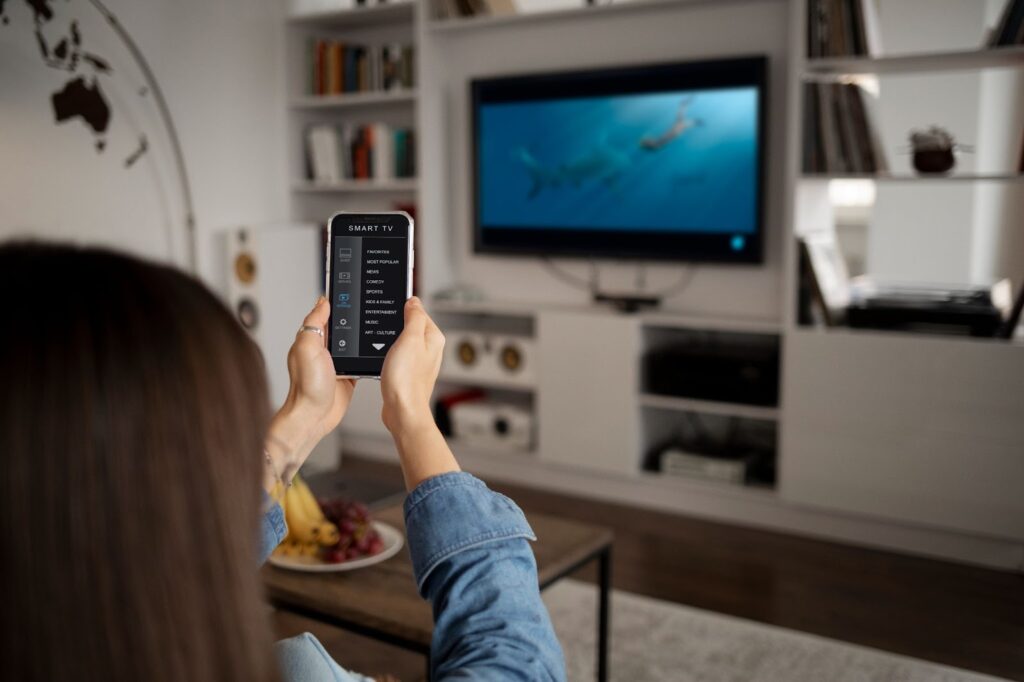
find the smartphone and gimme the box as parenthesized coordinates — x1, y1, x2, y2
(326, 211, 414, 378)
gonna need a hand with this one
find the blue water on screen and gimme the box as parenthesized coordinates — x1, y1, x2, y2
(478, 87, 759, 234)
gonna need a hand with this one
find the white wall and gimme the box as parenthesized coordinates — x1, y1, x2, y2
(0, 0, 289, 289)
(417, 0, 790, 322)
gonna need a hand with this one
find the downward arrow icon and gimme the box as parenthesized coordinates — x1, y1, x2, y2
(372, 343, 385, 350)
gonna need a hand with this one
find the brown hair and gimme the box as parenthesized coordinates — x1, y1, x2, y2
(0, 242, 279, 681)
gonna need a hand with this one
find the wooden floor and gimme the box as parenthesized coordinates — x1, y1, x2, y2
(273, 455, 1024, 681)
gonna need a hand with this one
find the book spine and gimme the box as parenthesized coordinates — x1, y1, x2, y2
(857, 86, 888, 173)
(802, 83, 816, 173)
(829, 82, 851, 173)
(816, 83, 838, 172)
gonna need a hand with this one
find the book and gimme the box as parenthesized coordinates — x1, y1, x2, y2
(307, 125, 340, 183)
(803, 82, 887, 174)
(858, 0, 883, 55)
(310, 41, 414, 96)
(807, 0, 882, 58)
(305, 122, 416, 182)
(990, 0, 1024, 46)
(372, 123, 393, 180)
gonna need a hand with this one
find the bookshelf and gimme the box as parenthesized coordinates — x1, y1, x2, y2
(805, 44, 1024, 76)
(290, 89, 418, 109)
(801, 172, 1024, 182)
(287, 2, 415, 28)
(292, 179, 418, 193)
(286, 2, 419, 222)
(425, 0, 767, 33)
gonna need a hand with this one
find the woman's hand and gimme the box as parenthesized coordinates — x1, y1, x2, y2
(381, 297, 460, 490)
(380, 297, 444, 435)
(264, 297, 355, 492)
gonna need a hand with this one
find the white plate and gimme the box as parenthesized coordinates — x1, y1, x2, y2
(268, 521, 404, 573)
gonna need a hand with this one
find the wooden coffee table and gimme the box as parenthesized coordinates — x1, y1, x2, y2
(263, 504, 613, 681)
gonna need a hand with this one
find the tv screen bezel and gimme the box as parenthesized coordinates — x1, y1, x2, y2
(471, 55, 768, 264)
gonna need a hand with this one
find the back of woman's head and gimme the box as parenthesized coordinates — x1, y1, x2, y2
(0, 242, 278, 681)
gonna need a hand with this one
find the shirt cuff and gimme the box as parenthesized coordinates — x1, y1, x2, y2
(260, 492, 288, 564)
(404, 472, 536, 593)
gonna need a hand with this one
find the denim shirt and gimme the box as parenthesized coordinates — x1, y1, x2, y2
(261, 472, 567, 682)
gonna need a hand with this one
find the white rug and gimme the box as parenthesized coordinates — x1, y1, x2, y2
(542, 580, 1010, 682)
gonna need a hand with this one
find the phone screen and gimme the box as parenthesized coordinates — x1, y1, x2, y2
(327, 212, 413, 377)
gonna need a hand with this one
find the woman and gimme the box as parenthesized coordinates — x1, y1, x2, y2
(0, 242, 565, 681)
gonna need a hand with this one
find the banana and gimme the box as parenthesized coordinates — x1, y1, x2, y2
(292, 476, 326, 522)
(284, 486, 322, 544)
(291, 476, 341, 547)
(317, 522, 340, 547)
(298, 541, 319, 558)
(278, 539, 303, 557)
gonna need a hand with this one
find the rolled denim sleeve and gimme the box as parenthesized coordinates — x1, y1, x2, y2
(404, 472, 566, 681)
(259, 492, 288, 565)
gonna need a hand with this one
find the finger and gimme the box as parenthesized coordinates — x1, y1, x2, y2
(402, 297, 427, 340)
(425, 316, 445, 353)
(303, 296, 330, 329)
(336, 378, 356, 401)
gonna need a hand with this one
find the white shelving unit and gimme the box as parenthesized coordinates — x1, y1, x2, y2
(638, 393, 779, 421)
(292, 179, 419, 193)
(283, 0, 1024, 571)
(804, 44, 1024, 76)
(285, 2, 419, 227)
(290, 89, 418, 109)
(801, 172, 1024, 182)
(288, 2, 415, 28)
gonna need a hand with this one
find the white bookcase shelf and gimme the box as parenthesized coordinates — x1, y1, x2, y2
(427, 0, 774, 34)
(292, 179, 418, 193)
(290, 90, 417, 109)
(639, 393, 780, 421)
(288, 2, 415, 28)
(800, 172, 1024, 183)
(804, 45, 1024, 76)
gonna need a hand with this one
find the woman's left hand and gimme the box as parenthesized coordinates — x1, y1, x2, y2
(264, 297, 355, 490)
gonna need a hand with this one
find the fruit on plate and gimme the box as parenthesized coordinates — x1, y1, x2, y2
(271, 476, 385, 564)
(272, 475, 340, 558)
(318, 498, 385, 564)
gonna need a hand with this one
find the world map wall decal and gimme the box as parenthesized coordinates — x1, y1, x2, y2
(1, 0, 149, 167)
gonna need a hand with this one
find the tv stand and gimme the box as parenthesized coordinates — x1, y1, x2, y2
(592, 291, 662, 313)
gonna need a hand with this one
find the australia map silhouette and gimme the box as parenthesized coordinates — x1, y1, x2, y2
(2, 0, 147, 163)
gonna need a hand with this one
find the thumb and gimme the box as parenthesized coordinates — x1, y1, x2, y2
(403, 297, 427, 338)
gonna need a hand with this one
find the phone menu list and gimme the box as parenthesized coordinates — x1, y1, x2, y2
(331, 235, 406, 359)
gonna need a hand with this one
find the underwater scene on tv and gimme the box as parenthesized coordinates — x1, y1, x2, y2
(478, 87, 760, 235)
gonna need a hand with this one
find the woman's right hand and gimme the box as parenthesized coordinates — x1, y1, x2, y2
(380, 297, 460, 490)
(380, 297, 445, 436)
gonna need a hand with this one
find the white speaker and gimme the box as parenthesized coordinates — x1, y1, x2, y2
(224, 223, 323, 408)
(449, 401, 534, 452)
(443, 332, 536, 387)
(224, 223, 343, 471)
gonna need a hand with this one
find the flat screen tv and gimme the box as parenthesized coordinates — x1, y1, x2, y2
(472, 56, 768, 263)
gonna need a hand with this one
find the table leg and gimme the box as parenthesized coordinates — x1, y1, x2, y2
(597, 546, 611, 682)
(425, 650, 431, 682)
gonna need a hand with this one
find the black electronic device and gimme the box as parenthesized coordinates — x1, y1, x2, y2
(644, 341, 780, 407)
(326, 211, 414, 378)
(846, 287, 1003, 337)
(471, 56, 768, 263)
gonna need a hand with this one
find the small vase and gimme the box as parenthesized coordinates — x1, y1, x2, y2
(913, 149, 956, 175)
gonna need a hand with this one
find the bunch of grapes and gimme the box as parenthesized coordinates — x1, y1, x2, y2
(318, 498, 384, 563)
